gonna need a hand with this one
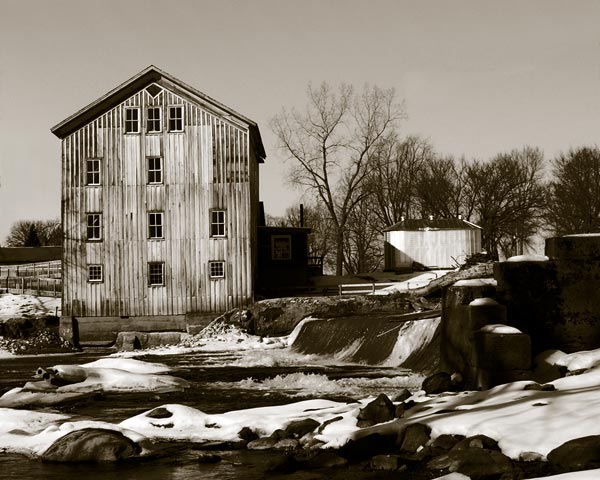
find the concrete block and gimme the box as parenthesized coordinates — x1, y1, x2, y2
(477, 368, 532, 390)
(475, 330, 531, 370)
(546, 234, 600, 260)
(468, 298, 507, 326)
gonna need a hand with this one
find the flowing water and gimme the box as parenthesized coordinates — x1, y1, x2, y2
(0, 316, 440, 479)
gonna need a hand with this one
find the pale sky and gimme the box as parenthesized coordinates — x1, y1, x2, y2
(1, 0, 599, 244)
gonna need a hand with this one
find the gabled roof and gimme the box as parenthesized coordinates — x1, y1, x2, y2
(51, 65, 265, 160)
(383, 218, 481, 232)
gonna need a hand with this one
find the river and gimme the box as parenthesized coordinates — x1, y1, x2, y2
(0, 334, 430, 480)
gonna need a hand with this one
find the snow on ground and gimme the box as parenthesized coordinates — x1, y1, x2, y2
(3, 350, 600, 472)
(0, 293, 61, 319)
(0, 357, 188, 408)
(374, 270, 450, 295)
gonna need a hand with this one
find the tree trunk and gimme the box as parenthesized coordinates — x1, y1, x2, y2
(335, 231, 344, 276)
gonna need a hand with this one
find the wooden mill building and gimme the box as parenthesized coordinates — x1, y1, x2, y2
(51, 66, 265, 343)
(383, 217, 482, 271)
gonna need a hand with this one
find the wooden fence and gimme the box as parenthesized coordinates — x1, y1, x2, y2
(0, 260, 62, 297)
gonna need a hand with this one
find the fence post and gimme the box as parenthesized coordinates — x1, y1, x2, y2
(37, 277, 40, 296)
(338, 285, 342, 296)
(371, 283, 375, 294)
(22, 277, 25, 294)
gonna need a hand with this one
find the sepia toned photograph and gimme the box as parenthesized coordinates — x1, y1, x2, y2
(1, 1, 600, 478)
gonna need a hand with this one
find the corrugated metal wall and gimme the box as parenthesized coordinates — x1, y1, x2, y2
(385, 228, 482, 269)
(62, 85, 256, 318)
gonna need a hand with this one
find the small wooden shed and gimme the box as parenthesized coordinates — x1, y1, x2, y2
(383, 217, 482, 271)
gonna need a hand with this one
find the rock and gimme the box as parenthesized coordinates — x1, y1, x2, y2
(450, 435, 499, 452)
(146, 407, 173, 419)
(370, 454, 404, 471)
(547, 435, 600, 471)
(392, 388, 412, 403)
(274, 439, 299, 450)
(430, 434, 466, 453)
(305, 451, 348, 468)
(246, 437, 278, 450)
(269, 429, 287, 441)
(317, 415, 344, 434)
(340, 433, 397, 461)
(237, 426, 259, 442)
(357, 393, 395, 424)
(197, 453, 221, 463)
(41, 428, 141, 462)
(265, 454, 301, 473)
(422, 372, 452, 394)
(523, 382, 556, 391)
(357, 419, 376, 428)
(284, 418, 320, 438)
(519, 451, 544, 462)
(428, 448, 515, 478)
(398, 423, 432, 454)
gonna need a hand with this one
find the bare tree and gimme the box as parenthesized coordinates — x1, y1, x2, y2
(343, 196, 384, 273)
(545, 146, 600, 235)
(416, 155, 474, 220)
(366, 135, 433, 227)
(5, 219, 62, 247)
(271, 82, 404, 275)
(466, 147, 546, 258)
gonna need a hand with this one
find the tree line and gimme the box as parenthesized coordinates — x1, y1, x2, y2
(3, 220, 61, 247)
(270, 82, 600, 275)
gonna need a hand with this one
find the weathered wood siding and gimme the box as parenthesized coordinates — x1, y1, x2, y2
(385, 228, 482, 269)
(62, 85, 256, 317)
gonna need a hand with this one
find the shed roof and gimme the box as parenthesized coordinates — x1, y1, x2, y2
(50, 65, 265, 161)
(383, 218, 481, 232)
(0, 247, 62, 264)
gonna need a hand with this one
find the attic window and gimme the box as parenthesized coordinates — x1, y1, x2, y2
(168, 106, 183, 132)
(146, 84, 162, 97)
(146, 107, 161, 133)
(125, 107, 140, 133)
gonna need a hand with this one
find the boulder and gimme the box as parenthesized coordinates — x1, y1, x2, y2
(370, 454, 405, 471)
(398, 423, 432, 454)
(339, 433, 397, 461)
(247, 437, 279, 450)
(41, 428, 141, 462)
(284, 418, 320, 438)
(547, 435, 600, 471)
(305, 451, 348, 468)
(238, 426, 259, 442)
(422, 372, 452, 394)
(357, 393, 395, 424)
(274, 438, 299, 450)
(428, 448, 514, 478)
(450, 435, 499, 452)
(430, 434, 466, 454)
(392, 388, 412, 403)
(146, 407, 173, 419)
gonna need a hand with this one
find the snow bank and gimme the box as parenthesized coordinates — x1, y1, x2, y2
(0, 358, 189, 408)
(505, 254, 549, 262)
(0, 293, 61, 319)
(479, 324, 522, 334)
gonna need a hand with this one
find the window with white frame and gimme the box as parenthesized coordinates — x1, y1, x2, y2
(271, 235, 292, 260)
(147, 157, 163, 184)
(146, 106, 161, 133)
(86, 213, 102, 241)
(148, 262, 164, 286)
(168, 105, 183, 132)
(124, 107, 140, 133)
(210, 210, 226, 237)
(209, 261, 225, 279)
(88, 264, 103, 283)
(86, 158, 101, 185)
(148, 211, 164, 239)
